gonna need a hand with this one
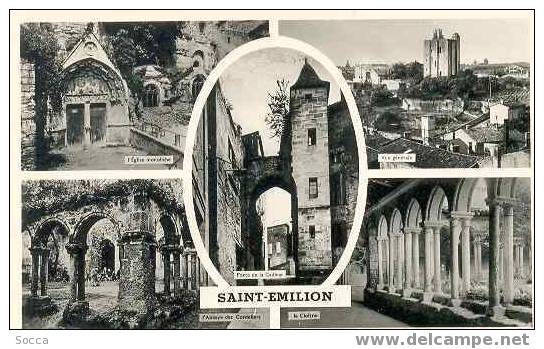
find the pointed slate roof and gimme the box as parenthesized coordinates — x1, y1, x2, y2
(292, 59, 330, 92)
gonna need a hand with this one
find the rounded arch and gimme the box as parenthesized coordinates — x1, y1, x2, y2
(405, 198, 422, 228)
(192, 50, 205, 69)
(71, 211, 121, 246)
(156, 213, 179, 246)
(61, 58, 128, 103)
(377, 215, 388, 237)
(452, 178, 481, 213)
(33, 217, 71, 246)
(497, 177, 518, 198)
(390, 208, 403, 235)
(142, 82, 160, 107)
(426, 186, 449, 222)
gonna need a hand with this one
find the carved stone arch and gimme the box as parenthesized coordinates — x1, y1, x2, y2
(32, 217, 71, 247)
(452, 178, 481, 213)
(377, 214, 388, 238)
(156, 212, 180, 246)
(390, 208, 403, 235)
(425, 185, 450, 223)
(405, 198, 422, 229)
(70, 211, 121, 246)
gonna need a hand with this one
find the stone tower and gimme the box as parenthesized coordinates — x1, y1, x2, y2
(423, 29, 461, 78)
(289, 59, 333, 279)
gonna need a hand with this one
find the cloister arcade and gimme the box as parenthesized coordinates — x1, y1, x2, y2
(365, 177, 532, 320)
(23, 187, 202, 316)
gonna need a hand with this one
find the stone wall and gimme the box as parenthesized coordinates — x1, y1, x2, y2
(129, 128, 183, 168)
(20, 60, 36, 170)
(209, 86, 244, 284)
(290, 86, 332, 273)
(328, 99, 360, 257)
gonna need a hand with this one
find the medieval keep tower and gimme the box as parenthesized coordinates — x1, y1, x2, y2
(423, 29, 461, 78)
(289, 59, 333, 279)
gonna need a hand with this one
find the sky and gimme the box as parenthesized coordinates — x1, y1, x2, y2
(279, 19, 531, 65)
(220, 47, 341, 157)
(219, 47, 342, 232)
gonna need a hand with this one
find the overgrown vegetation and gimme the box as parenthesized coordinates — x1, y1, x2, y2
(22, 179, 184, 230)
(20, 23, 62, 163)
(265, 79, 290, 139)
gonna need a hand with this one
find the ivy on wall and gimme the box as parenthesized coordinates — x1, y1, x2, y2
(22, 179, 184, 231)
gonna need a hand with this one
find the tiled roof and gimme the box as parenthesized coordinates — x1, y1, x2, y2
(375, 138, 481, 168)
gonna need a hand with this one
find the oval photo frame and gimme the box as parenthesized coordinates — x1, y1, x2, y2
(182, 36, 368, 288)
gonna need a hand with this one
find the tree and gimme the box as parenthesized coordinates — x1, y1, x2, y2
(20, 23, 62, 165)
(265, 79, 290, 139)
(374, 111, 402, 132)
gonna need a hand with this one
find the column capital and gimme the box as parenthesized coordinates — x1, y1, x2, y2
(450, 211, 474, 221)
(403, 227, 419, 235)
(65, 243, 87, 255)
(486, 196, 518, 208)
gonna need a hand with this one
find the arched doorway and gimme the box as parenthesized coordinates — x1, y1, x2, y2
(243, 173, 298, 284)
(257, 187, 294, 277)
(69, 213, 121, 308)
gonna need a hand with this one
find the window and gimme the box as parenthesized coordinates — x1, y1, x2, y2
(143, 84, 159, 107)
(276, 242, 281, 255)
(309, 225, 316, 239)
(309, 177, 318, 199)
(307, 128, 317, 146)
(304, 93, 312, 100)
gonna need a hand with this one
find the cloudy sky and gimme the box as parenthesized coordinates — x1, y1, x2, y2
(219, 47, 342, 231)
(279, 19, 531, 65)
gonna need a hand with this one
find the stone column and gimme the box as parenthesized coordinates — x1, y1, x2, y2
(503, 204, 514, 304)
(423, 225, 434, 301)
(29, 247, 41, 297)
(162, 248, 171, 296)
(76, 251, 86, 301)
(377, 237, 384, 289)
(475, 236, 483, 281)
(118, 231, 157, 314)
(499, 243, 504, 283)
(519, 244, 525, 276)
(412, 229, 420, 288)
(433, 226, 442, 294)
(84, 102, 91, 146)
(181, 251, 188, 289)
(194, 256, 200, 291)
(39, 248, 50, 297)
(449, 215, 462, 304)
(388, 234, 395, 292)
(487, 198, 503, 316)
(187, 252, 193, 291)
(403, 229, 413, 295)
(396, 233, 403, 290)
(460, 216, 473, 294)
(173, 248, 181, 297)
(65, 243, 88, 305)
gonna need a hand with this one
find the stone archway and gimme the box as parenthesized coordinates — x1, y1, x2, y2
(66, 212, 121, 307)
(244, 173, 298, 275)
(29, 218, 71, 299)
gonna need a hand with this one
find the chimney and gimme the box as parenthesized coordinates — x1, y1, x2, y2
(421, 115, 434, 146)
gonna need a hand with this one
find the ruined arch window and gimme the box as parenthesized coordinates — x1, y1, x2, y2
(309, 177, 318, 199)
(143, 84, 159, 107)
